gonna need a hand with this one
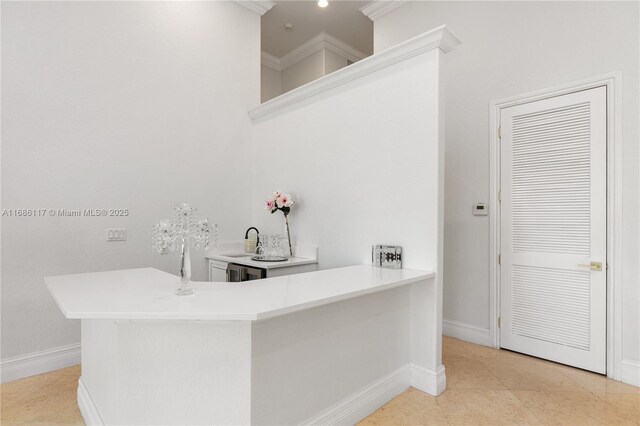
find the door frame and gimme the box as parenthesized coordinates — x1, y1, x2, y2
(489, 72, 623, 380)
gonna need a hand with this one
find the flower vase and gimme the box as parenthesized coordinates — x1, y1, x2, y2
(284, 216, 293, 257)
(176, 238, 193, 296)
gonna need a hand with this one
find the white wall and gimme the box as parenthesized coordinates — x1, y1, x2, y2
(261, 64, 282, 103)
(374, 1, 640, 366)
(251, 50, 443, 278)
(324, 49, 349, 75)
(278, 48, 351, 96)
(1, 1, 259, 359)
(251, 45, 446, 373)
(280, 50, 325, 93)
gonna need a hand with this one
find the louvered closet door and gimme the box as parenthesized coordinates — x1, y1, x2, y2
(500, 86, 606, 373)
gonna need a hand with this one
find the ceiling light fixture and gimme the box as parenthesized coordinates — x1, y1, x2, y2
(317, 0, 328, 8)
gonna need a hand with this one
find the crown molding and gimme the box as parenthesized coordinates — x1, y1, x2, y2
(360, 1, 410, 21)
(233, 0, 275, 16)
(279, 31, 368, 70)
(261, 52, 282, 71)
(250, 25, 461, 121)
(262, 32, 369, 72)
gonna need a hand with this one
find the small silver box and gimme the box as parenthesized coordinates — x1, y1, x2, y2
(372, 245, 402, 269)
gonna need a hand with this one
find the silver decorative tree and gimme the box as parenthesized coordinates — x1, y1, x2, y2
(152, 203, 217, 295)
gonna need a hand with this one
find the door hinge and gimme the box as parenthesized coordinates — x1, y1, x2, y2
(498, 126, 502, 140)
(498, 317, 502, 329)
(498, 191, 502, 202)
(498, 254, 501, 265)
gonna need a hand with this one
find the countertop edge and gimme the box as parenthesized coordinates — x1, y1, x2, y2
(55, 268, 436, 321)
(253, 271, 435, 321)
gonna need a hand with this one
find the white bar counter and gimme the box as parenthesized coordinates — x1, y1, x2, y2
(46, 265, 445, 425)
(46, 265, 432, 321)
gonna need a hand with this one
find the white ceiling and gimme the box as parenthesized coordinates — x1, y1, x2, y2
(261, 1, 373, 58)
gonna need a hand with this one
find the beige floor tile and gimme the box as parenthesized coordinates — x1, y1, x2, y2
(471, 346, 547, 371)
(26, 420, 83, 426)
(357, 388, 450, 426)
(481, 355, 588, 392)
(437, 389, 541, 425)
(435, 392, 498, 425)
(512, 390, 637, 425)
(32, 409, 84, 425)
(558, 365, 640, 395)
(444, 355, 506, 390)
(363, 341, 639, 425)
(1, 374, 81, 423)
(45, 364, 82, 380)
(47, 374, 79, 390)
(442, 337, 474, 359)
(4, 343, 640, 426)
(0, 372, 60, 407)
(594, 392, 640, 424)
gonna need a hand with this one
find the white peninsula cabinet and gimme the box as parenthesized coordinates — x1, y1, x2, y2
(45, 265, 439, 425)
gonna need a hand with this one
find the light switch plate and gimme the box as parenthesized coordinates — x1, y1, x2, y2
(106, 228, 127, 241)
(472, 203, 488, 216)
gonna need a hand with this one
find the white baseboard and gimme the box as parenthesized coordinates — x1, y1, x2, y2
(621, 359, 640, 387)
(78, 370, 412, 426)
(410, 363, 446, 396)
(78, 378, 105, 426)
(1, 343, 80, 383)
(301, 362, 447, 425)
(302, 365, 411, 425)
(443, 319, 492, 347)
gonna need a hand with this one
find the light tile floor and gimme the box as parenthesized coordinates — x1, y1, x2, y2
(1, 364, 82, 425)
(1, 337, 638, 425)
(360, 337, 639, 425)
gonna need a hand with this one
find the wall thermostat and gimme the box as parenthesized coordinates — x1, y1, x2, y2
(472, 203, 488, 216)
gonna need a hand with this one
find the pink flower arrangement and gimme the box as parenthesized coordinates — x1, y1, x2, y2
(265, 191, 294, 216)
(265, 191, 295, 256)
(265, 199, 275, 210)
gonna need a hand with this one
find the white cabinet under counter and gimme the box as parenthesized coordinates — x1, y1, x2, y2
(45, 265, 442, 425)
(206, 243, 318, 281)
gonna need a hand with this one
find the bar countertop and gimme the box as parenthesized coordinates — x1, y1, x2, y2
(45, 265, 435, 321)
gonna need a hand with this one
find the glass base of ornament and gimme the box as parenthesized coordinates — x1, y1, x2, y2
(175, 286, 194, 296)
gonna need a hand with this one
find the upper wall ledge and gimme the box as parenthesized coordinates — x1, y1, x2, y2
(248, 25, 461, 121)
